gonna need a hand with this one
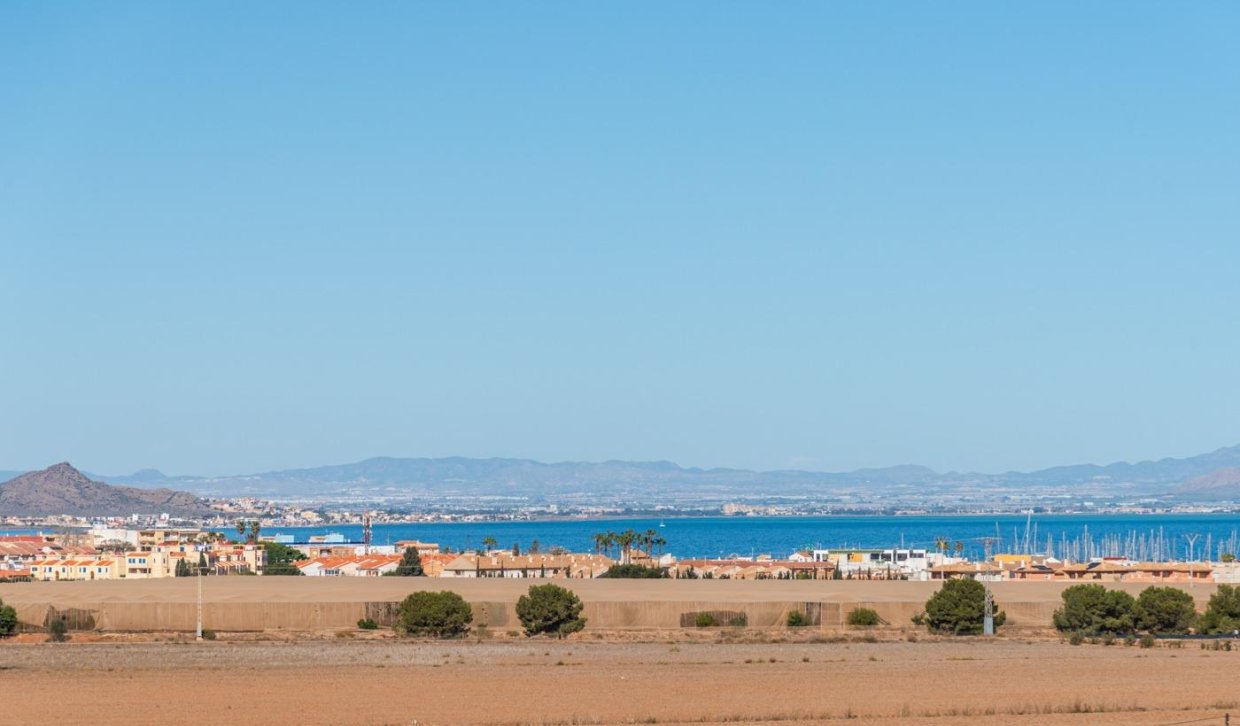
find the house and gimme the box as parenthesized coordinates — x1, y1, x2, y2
(673, 558, 833, 580)
(394, 540, 441, 555)
(928, 561, 1004, 581)
(811, 548, 933, 580)
(439, 553, 614, 578)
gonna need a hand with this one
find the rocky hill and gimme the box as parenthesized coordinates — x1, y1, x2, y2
(1173, 467, 1240, 500)
(0, 462, 211, 517)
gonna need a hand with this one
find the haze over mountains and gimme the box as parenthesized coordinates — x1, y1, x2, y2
(4, 443, 1235, 504)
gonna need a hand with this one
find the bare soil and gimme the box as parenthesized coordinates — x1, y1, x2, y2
(1, 638, 1235, 725)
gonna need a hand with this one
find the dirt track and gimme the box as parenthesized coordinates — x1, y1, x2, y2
(1, 638, 1235, 725)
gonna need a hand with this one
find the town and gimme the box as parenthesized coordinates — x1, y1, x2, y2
(5, 523, 1239, 586)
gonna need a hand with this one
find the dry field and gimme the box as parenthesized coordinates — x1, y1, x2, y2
(1, 637, 1236, 725)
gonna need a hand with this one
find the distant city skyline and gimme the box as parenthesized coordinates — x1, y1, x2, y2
(3, 4, 1239, 477)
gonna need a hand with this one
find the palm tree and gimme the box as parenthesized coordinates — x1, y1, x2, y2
(235, 520, 247, 542)
(653, 535, 667, 562)
(248, 520, 261, 544)
(482, 536, 497, 553)
(643, 529, 659, 562)
(617, 530, 637, 565)
(953, 541, 964, 559)
(935, 537, 948, 558)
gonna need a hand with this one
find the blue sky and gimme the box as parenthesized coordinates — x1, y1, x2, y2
(2, 4, 1239, 477)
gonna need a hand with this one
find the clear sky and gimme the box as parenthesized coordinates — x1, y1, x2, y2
(2, 4, 1239, 477)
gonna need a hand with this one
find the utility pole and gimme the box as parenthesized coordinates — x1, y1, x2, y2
(362, 512, 372, 556)
(196, 546, 204, 641)
(977, 536, 999, 636)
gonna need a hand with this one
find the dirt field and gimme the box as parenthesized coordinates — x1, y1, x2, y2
(1, 638, 1235, 725)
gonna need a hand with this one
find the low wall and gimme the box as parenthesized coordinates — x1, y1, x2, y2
(0, 578, 1220, 633)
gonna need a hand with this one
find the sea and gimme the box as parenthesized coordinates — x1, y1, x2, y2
(215, 513, 1240, 561)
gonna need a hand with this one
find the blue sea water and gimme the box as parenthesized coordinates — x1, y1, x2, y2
(229, 513, 1240, 561)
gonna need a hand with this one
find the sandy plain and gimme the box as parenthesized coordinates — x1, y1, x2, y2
(1, 637, 1236, 726)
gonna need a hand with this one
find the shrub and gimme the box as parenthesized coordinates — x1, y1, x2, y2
(695, 612, 718, 628)
(394, 591, 473, 638)
(1197, 584, 1240, 635)
(600, 564, 667, 579)
(1100, 632, 1116, 646)
(516, 584, 586, 638)
(1134, 586, 1196, 634)
(847, 607, 880, 627)
(0, 597, 17, 637)
(1139, 634, 1156, 648)
(922, 579, 1005, 635)
(1052, 584, 1136, 636)
(357, 618, 378, 630)
(201, 628, 217, 640)
(728, 614, 748, 627)
(47, 617, 69, 643)
(1068, 631, 1085, 646)
(786, 610, 807, 627)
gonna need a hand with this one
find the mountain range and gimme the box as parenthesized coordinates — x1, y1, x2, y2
(4, 444, 1240, 512)
(7, 442, 1231, 503)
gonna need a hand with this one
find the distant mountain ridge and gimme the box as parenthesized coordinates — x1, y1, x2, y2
(0, 463, 211, 517)
(7, 444, 1240, 503)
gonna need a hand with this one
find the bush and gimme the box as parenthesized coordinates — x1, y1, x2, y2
(1197, 584, 1240, 635)
(0, 597, 17, 637)
(1068, 631, 1085, 646)
(786, 610, 807, 627)
(394, 591, 473, 638)
(695, 612, 718, 628)
(1139, 634, 1156, 648)
(922, 579, 1005, 635)
(47, 617, 68, 643)
(728, 614, 748, 627)
(600, 564, 668, 579)
(516, 584, 586, 638)
(1052, 584, 1136, 636)
(1134, 586, 1196, 634)
(847, 607, 880, 627)
(201, 628, 217, 640)
(357, 618, 378, 630)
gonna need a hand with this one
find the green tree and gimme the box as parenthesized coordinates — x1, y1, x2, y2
(1197, 584, 1240, 634)
(393, 591, 472, 637)
(529, 539, 541, 554)
(395, 546, 424, 576)
(516, 583, 586, 637)
(248, 520, 262, 544)
(1222, 553, 1236, 563)
(235, 520, 247, 542)
(175, 559, 191, 577)
(261, 542, 307, 576)
(0, 596, 17, 637)
(1052, 584, 1136, 636)
(481, 536, 497, 553)
(1134, 586, 1196, 634)
(921, 579, 1005, 635)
